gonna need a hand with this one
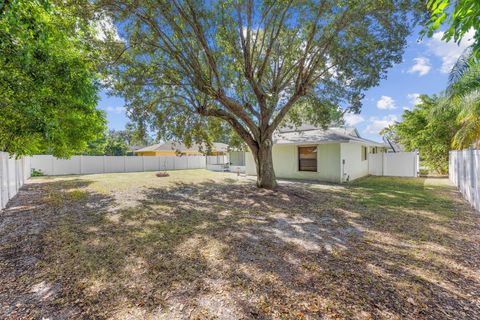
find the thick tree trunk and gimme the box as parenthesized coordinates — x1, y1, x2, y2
(253, 138, 277, 189)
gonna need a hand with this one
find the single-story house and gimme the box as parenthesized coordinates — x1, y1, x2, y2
(134, 141, 228, 156)
(245, 125, 387, 183)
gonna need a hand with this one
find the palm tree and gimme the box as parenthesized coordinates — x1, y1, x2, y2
(445, 49, 480, 148)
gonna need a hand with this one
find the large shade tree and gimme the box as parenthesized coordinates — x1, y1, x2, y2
(104, 0, 423, 188)
(0, 0, 107, 157)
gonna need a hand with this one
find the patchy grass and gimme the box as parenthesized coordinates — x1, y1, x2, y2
(1, 172, 479, 319)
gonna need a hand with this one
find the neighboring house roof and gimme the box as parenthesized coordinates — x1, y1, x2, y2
(127, 145, 147, 152)
(382, 136, 404, 152)
(273, 126, 386, 147)
(134, 141, 228, 153)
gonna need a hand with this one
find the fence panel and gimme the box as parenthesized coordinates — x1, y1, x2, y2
(206, 155, 229, 171)
(449, 150, 480, 212)
(206, 155, 229, 165)
(29, 155, 208, 176)
(124, 157, 143, 172)
(368, 154, 383, 175)
(143, 156, 159, 172)
(7, 157, 17, 198)
(384, 152, 418, 177)
(192, 155, 207, 169)
(159, 156, 175, 170)
(0, 152, 31, 209)
(53, 156, 81, 175)
(105, 156, 126, 173)
(368, 152, 418, 177)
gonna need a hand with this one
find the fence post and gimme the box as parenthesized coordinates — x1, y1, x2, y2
(0, 153, 3, 209)
(79, 155, 83, 175)
(124, 156, 127, 173)
(2, 153, 6, 208)
(382, 152, 385, 176)
(5, 154, 10, 201)
(474, 150, 479, 210)
(15, 158, 18, 192)
(413, 151, 420, 178)
(142, 156, 145, 172)
(51, 156, 55, 176)
(470, 148, 475, 206)
(456, 151, 462, 187)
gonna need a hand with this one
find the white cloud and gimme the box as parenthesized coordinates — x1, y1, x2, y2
(408, 57, 431, 76)
(365, 115, 399, 134)
(106, 106, 126, 114)
(426, 29, 475, 73)
(343, 113, 365, 126)
(92, 13, 123, 42)
(376, 96, 396, 110)
(407, 93, 421, 106)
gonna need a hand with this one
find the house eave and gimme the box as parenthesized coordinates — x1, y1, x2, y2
(273, 139, 385, 147)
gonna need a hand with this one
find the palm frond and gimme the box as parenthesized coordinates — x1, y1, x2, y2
(447, 60, 480, 98)
(452, 88, 480, 149)
(449, 47, 474, 86)
(430, 92, 455, 118)
(452, 117, 480, 149)
(457, 88, 480, 118)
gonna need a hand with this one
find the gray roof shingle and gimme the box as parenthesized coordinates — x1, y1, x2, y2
(273, 127, 386, 146)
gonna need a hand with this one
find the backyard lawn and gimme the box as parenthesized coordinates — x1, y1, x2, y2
(1, 170, 479, 319)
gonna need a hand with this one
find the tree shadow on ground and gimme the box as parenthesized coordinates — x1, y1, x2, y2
(0, 178, 117, 319)
(2, 176, 479, 319)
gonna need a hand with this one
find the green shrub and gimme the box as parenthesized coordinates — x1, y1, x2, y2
(31, 168, 44, 177)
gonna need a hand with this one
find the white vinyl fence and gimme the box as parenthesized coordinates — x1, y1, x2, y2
(368, 152, 419, 177)
(206, 155, 229, 171)
(30, 155, 207, 176)
(0, 152, 31, 209)
(449, 150, 480, 211)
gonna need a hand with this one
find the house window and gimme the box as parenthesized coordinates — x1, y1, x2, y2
(298, 146, 317, 171)
(362, 146, 368, 161)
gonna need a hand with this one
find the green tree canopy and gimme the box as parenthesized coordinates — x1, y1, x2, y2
(424, 0, 480, 57)
(103, 131, 129, 155)
(83, 127, 155, 156)
(0, 0, 106, 157)
(104, 0, 424, 188)
(382, 95, 459, 174)
(444, 50, 480, 148)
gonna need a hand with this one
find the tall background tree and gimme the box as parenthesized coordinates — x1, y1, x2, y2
(83, 124, 156, 156)
(0, 0, 106, 157)
(103, 0, 423, 188)
(422, 1, 480, 150)
(382, 95, 459, 174)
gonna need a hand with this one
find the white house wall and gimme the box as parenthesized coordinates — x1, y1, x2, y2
(340, 143, 369, 182)
(246, 143, 342, 182)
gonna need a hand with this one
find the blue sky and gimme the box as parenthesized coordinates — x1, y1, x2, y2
(96, 27, 474, 142)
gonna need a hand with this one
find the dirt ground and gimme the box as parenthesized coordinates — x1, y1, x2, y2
(1, 170, 479, 319)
